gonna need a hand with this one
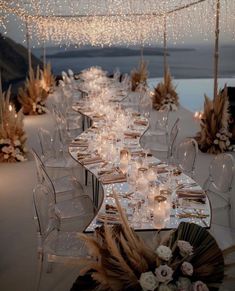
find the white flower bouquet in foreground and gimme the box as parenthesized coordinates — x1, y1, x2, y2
(71, 193, 235, 291)
(0, 87, 27, 162)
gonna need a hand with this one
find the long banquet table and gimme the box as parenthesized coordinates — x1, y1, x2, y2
(68, 69, 211, 233)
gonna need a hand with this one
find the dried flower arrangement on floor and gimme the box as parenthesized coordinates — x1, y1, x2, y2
(131, 59, 148, 91)
(0, 87, 27, 162)
(196, 86, 234, 154)
(71, 194, 234, 291)
(152, 69, 179, 111)
(18, 66, 48, 115)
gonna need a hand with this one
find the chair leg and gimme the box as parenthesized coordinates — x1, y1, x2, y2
(35, 251, 44, 291)
(46, 256, 53, 273)
(85, 169, 88, 186)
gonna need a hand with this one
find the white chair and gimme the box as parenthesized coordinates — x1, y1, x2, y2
(203, 153, 234, 209)
(33, 185, 89, 291)
(175, 137, 198, 178)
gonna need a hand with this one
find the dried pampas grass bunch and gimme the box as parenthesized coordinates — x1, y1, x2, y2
(18, 66, 48, 115)
(40, 63, 55, 94)
(196, 86, 233, 154)
(0, 86, 27, 162)
(71, 193, 234, 291)
(152, 69, 179, 111)
(131, 59, 148, 91)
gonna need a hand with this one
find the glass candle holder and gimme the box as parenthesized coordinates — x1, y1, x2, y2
(160, 188, 172, 219)
(119, 148, 131, 174)
(148, 181, 160, 212)
(153, 196, 167, 229)
(136, 167, 149, 193)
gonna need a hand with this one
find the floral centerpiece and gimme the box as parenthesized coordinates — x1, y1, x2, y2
(131, 59, 148, 91)
(196, 86, 234, 154)
(0, 86, 27, 162)
(71, 194, 234, 291)
(40, 63, 55, 94)
(152, 69, 179, 111)
(18, 66, 48, 115)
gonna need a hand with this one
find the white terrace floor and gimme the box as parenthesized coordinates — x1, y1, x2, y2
(0, 78, 235, 291)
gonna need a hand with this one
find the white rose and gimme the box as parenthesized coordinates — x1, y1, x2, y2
(3, 154, 9, 159)
(155, 265, 173, 283)
(139, 271, 159, 291)
(181, 262, 193, 276)
(16, 154, 25, 162)
(213, 139, 219, 145)
(177, 240, 193, 257)
(156, 246, 172, 261)
(176, 277, 191, 291)
(2, 146, 10, 153)
(191, 281, 209, 291)
(14, 140, 21, 146)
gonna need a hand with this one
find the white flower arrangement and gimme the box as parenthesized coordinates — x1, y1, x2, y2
(73, 195, 232, 291)
(0, 87, 27, 163)
(152, 69, 179, 112)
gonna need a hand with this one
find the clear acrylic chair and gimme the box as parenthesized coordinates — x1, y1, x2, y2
(147, 116, 179, 162)
(31, 149, 84, 200)
(34, 182, 96, 231)
(38, 127, 78, 177)
(175, 137, 198, 178)
(203, 153, 234, 209)
(33, 185, 90, 291)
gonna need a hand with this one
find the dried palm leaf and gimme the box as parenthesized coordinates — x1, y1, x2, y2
(131, 59, 148, 91)
(152, 68, 179, 111)
(73, 195, 234, 291)
(196, 85, 232, 154)
(18, 66, 48, 115)
(40, 63, 55, 93)
(0, 86, 27, 162)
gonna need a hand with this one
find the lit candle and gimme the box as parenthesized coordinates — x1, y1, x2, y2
(119, 148, 131, 174)
(153, 196, 167, 229)
(148, 182, 159, 211)
(147, 167, 157, 182)
(160, 188, 172, 219)
(136, 167, 148, 193)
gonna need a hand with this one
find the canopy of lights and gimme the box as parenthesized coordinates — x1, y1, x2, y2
(0, 0, 235, 46)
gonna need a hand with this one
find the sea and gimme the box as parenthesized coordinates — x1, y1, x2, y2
(33, 45, 235, 112)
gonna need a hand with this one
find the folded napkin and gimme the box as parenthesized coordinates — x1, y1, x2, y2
(124, 131, 141, 139)
(81, 156, 104, 165)
(100, 173, 127, 184)
(96, 213, 120, 223)
(156, 167, 169, 174)
(132, 112, 141, 117)
(77, 153, 91, 159)
(131, 150, 152, 157)
(176, 189, 206, 200)
(98, 168, 116, 176)
(134, 119, 148, 126)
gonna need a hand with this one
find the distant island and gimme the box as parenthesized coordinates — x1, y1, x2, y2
(47, 47, 195, 58)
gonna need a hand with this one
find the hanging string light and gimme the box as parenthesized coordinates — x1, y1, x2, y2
(0, 0, 234, 46)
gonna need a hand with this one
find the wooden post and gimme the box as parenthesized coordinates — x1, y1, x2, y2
(213, 0, 220, 100)
(163, 15, 167, 84)
(43, 42, 46, 67)
(25, 18, 32, 71)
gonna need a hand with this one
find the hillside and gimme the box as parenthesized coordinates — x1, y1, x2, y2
(0, 34, 41, 87)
